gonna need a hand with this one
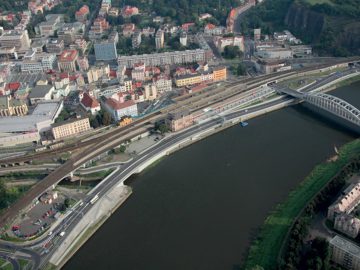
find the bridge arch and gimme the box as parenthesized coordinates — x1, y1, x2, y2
(303, 92, 360, 126)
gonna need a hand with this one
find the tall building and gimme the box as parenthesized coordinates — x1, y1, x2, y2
(0, 30, 31, 53)
(118, 49, 208, 68)
(330, 235, 360, 270)
(155, 29, 164, 50)
(58, 50, 78, 72)
(180, 32, 187, 47)
(37, 14, 64, 37)
(132, 30, 142, 48)
(94, 31, 118, 61)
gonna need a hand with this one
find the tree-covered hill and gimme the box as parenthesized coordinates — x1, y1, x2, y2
(240, 0, 360, 56)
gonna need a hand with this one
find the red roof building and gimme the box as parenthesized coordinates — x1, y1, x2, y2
(75, 5, 89, 22)
(80, 92, 100, 115)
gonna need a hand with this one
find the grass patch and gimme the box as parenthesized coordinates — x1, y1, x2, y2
(0, 172, 47, 181)
(243, 138, 360, 269)
(77, 169, 114, 179)
(42, 263, 57, 270)
(18, 258, 29, 269)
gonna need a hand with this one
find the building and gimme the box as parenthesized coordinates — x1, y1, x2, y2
(0, 30, 31, 54)
(118, 49, 208, 68)
(57, 22, 85, 46)
(226, 0, 256, 33)
(255, 47, 292, 59)
(21, 51, 57, 73)
(28, 84, 54, 105)
(215, 36, 244, 52)
(180, 32, 187, 47)
(103, 96, 138, 121)
(290, 45, 312, 57)
(52, 118, 91, 140)
(0, 101, 62, 146)
(89, 17, 110, 40)
(132, 30, 142, 48)
(334, 214, 360, 239)
(37, 14, 64, 37)
(153, 74, 172, 93)
(108, 7, 119, 16)
(254, 59, 291, 74)
(46, 38, 64, 55)
(330, 235, 360, 270)
(0, 95, 28, 116)
(166, 109, 193, 132)
(328, 182, 360, 221)
(254, 28, 261, 41)
(174, 66, 227, 87)
(204, 23, 226, 36)
(94, 36, 118, 61)
(142, 27, 155, 37)
(122, 23, 135, 37)
(199, 13, 212, 21)
(58, 50, 78, 72)
(75, 5, 89, 22)
(80, 92, 101, 115)
(121, 5, 139, 17)
(155, 29, 164, 50)
(131, 62, 145, 81)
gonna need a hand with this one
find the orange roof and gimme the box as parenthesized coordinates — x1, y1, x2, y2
(81, 92, 100, 109)
(106, 99, 136, 110)
(58, 50, 78, 62)
(205, 23, 216, 30)
(76, 5, 89, 15)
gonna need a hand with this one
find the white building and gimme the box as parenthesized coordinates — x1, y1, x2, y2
(21, 51, 57, 73)
(103, 94, 138, 121)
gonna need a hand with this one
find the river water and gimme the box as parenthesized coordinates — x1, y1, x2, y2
(64, 82, 360, 270)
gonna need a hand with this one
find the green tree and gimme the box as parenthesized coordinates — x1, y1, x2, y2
(222, 45, 243, 59)
(158, 123, 169, 134)
(102, 111, 112, 126)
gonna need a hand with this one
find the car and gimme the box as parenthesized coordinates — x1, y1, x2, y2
(59, 231, 65, 237)
(48, 231, 53, 236)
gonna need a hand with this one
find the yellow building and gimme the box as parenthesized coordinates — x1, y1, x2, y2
(213, 66, 227, 81)
(175, 73, 202, 87)
(52, 118, 91, 140)
(118, 116, 132, 127)
(174, 66, 227, 87)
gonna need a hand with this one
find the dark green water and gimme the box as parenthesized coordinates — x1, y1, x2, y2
(64, 82, 360, 270)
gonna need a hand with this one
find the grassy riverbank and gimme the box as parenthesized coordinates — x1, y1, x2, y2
(243, 138, 360, 269)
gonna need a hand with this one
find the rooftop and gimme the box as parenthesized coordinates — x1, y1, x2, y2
(28, 85, 53, 99)
(58, 50, 78, 62)
(330, 235, 360, 259)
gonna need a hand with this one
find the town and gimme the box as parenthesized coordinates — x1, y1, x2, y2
(0, 0, 359, 269)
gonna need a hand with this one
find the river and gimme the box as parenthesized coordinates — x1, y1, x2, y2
(63, 81, 360, 270)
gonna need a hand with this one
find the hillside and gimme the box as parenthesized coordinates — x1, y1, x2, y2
(240, 0, 360, 56)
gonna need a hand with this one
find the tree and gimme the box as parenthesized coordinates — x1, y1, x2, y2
(102, 111, 112, 126)
(64, 198, 71, 208)
(119, 145, 126, 153)
(158, 123, 169, 134)
(222, 45, 243, 59)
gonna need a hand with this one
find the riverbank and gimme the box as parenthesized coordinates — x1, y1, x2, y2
(242, 138, 360, 269)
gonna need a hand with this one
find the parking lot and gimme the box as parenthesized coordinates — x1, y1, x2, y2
(12, 196, 64, 239)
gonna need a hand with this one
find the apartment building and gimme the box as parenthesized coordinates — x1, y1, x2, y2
(0, 30, 31, 53)
(132, 30, 142, 48)
(330, 235, 360, 270)
(155, 29, 164, 49)
(174, 66, 227, 87)
(214, 35, 244, 52)
(103, 97, 138, 121)
(328, 182, 360, 221)
(57, 22, 85, 45)
(52, 118, 91, 140)
(118, 49, 208, 68)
